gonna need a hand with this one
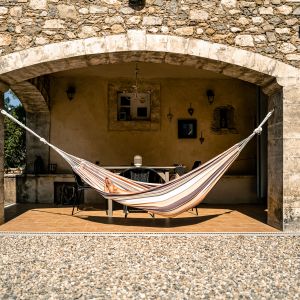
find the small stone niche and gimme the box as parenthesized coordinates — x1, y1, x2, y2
(211, 105, 238, 134)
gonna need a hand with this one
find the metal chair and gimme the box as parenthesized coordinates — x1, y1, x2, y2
(192, 160, 201, 170)
(72, 172, 91, 215)
(119, 167, 165, 218)
(191, 161, 201, 215)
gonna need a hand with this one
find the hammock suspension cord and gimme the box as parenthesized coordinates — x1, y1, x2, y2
(0, 108, 274, 217)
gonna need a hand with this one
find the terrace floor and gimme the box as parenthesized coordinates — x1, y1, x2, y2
(1, 203, 278, 232)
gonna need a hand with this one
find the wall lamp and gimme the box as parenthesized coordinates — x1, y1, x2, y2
(207, 89, 215, 105)
(129, 0, 145, 10)
(66, 86, 76, 101)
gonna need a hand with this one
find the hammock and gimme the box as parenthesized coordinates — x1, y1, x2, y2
(0, 109, 273, 217)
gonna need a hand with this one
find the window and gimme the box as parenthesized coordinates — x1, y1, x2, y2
(108, 82, 160, 131)
(117, 92, 150, 121)
(219, 108, 228, 129)
(211, 105, 237, 134)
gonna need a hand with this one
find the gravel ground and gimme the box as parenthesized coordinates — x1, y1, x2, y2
(0, 234, 299, 299)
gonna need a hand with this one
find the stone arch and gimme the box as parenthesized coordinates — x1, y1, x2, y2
(0, 31, 299, 89)
(0, 31, 299, 231)
(9, 80, 50, 174)
(10, 81, 49, 113)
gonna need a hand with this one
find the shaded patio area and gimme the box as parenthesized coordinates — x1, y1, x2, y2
(1, 203, 277, 232)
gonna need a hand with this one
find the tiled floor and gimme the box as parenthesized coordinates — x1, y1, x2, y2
(0, 203, 278, 232)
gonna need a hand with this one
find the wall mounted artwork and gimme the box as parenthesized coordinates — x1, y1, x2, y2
(178, 119, 197, 139)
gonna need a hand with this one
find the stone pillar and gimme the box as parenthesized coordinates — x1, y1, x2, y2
(26, 112, 50, 173)
(282, 84, 300, 231)
(0, 92, 4, 224)
(266, 81, 300, 232)
(267, 90, 283, 230)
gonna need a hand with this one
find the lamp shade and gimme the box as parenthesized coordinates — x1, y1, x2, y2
(134, 155, 142, 167)
(207, 89, 215, 105)
(129, 0, 145, 10)
(66, 86, 76, 101)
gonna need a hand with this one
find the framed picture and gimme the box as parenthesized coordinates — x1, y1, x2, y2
(178, 119, 197, 139)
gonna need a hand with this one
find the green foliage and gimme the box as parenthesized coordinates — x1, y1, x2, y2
(4, 104, 26, 168)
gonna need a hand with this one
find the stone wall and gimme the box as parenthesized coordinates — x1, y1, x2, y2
(0, 0, 298, 67)
(4, 175, 17, 206)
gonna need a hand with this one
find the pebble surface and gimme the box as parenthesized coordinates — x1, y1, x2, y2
(0, 235, 299, 299)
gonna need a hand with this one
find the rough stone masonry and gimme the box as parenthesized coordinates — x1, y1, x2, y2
(0, 0, 298, 67)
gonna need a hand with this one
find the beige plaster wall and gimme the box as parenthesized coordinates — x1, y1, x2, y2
(49, 75, 257, 175)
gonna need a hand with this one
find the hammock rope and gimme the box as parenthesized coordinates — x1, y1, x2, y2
(0, 109, 273, 217)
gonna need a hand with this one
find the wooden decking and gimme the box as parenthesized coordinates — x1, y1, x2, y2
(0, 203, 278, 232)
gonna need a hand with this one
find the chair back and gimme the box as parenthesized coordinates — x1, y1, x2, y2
(120, 167, 165, 184)
(73, 171, 86, 187)
(130, 170, 150, 182)
(174, 166, 185, 176)
(192, 160, 201, 170)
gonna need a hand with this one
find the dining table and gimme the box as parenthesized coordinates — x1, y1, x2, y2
(102, 165, 186, 217)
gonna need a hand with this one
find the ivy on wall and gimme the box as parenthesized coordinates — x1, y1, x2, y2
(4, 95, 26, 169)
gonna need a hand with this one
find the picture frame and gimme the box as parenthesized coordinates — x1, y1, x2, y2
(178, 119, 197, 139)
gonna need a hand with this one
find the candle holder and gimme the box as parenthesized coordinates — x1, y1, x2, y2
(199, 131, 205, 144)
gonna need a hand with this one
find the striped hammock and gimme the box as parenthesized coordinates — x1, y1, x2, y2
(1, 109, 273, 217)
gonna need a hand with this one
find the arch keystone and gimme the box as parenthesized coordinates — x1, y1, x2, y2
(105, 34, 128, 53)
(127, 30, 146, 51)
(146, 34, 169, 52)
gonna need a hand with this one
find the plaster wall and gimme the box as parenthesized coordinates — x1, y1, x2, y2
(49, 76, 257, 174)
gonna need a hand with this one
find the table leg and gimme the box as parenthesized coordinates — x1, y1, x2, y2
(165, 171, 170, 182)
(108, 199, 113, 217)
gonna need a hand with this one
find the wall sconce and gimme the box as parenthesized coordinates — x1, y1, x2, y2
(199, 131, 205, 144)
(167, 107, 173, 122)
(129, 0, 145, 10)
(188, 103, 194, 116)
(207, 89, 215, 105)
(66, 86, 76, 101)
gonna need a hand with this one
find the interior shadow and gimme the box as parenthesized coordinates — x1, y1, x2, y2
(233, 204, 267, 222)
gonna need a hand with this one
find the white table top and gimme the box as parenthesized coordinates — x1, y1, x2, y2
(102, 166, 185, 170)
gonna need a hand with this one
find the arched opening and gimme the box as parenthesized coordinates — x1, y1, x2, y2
(3, 90, 25, 208)
(49, 61, 267, 210)
(1, 33, 299, 231)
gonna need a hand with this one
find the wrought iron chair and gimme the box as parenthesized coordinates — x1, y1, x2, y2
(191, 160, 202, 215)
(192, 160, 201, 170)
(72, 172, 91, 215)
(119, 167, 165, 218)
